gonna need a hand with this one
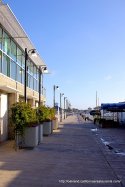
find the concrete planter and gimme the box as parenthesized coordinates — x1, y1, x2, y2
(43, 121, 52, 136)
(38, 124, 43, 144)
(24, 126, 39, 147)
(52, 118, 58, 130)
(51, 121, 53, 134)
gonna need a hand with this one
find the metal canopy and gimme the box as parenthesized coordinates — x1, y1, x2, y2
(0, 3, 45, 66)
(101, 103, 125, 112)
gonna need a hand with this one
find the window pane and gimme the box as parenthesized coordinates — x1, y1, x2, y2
(27, 75, 33, 89)
(10, 60, 16, 80)
(36, 69, 39, 79)
(37, 80, 39, 92)
(34, 79, 39, 92)
(3, 54, 10, 76)
(27, 60, 31, 74)
(34, 66, 37, 79)
(0, 27, 2, 49)
(22, 69, 24, 84)
(34, 79, 37, 91)
(30, 63, 34, 76)
(30, 76, 33, 89)
(27, 74, 30, 88)
(3, 32, 10, 55)
(17, 65, 22, 83)
(22, 54, 25, 69)
(11, 40, 16, 62)
(17, 47, 22, 66)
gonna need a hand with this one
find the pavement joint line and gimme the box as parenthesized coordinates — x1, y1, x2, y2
(92, 130, 124, 187)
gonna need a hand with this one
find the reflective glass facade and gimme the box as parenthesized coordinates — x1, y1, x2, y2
(0, 26, 41, 93)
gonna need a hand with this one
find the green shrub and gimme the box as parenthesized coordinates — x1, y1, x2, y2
(11, 102, 38, 134)
(37, 106, 53, 123)
(50, 107, 56, 120)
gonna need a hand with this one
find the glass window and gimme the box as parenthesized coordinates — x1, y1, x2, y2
(27, 74, 30, 88)
(0, 50, 2, 72)
(27, 75, 33, 89)
(22, 69, 24, 85)
(27, 60, 32, 74)
(11, 40, 16, 62)
(30, 63, 34, 76)
(34, 66, 37, 79)
(30, 76, 33, 89)
(3, 31, 10, 55)
(34, 66, 38, 79)
(17, 47, 22, 66)
(3, 54, 10, 76)
(0, 27, 2, 49)
(17, 65, 22, 83)
(22, 54, 25, 69)
(10, 60, 16, 80)
(34, 79, 39, 92)
(36, 69, 39, 79)
(27, 61, 33, 77)
(37, 80, 39, 92)
(34, 79, 37, 91)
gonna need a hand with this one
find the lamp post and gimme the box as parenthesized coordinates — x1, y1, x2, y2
(53, 85, 59, 107)
(24, 48, 37, 103)
(64, 97, 67, 119)
(66, 99, 68, 118)
(60, 93, 64, 122)
(38, 66, 47, 106)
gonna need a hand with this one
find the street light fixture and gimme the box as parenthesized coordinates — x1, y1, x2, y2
(24, 48, 37, 103)
(53, 85, 59, 107)
(60, 93, 64, 122)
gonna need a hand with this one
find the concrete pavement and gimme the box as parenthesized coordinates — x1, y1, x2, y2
(0, 114, 124, 187)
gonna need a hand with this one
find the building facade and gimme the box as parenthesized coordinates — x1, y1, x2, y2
(0, 2, 46, 141)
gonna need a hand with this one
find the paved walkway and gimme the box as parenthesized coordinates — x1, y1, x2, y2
(0, 114, 124, 187)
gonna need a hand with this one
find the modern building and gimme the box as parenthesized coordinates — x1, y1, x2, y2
(0, 2, 47, 142)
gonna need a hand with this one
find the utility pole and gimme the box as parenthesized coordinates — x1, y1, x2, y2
(98, 97, 99, 107)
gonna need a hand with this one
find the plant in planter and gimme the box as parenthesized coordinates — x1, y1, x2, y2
(37, 105, 48, 143)
(24, 107, 39, 147)
(11, 102, 39, 148)
(37, 105, 47, 123)
(11, 102, 30, 134)
(50, 108, 58, 130)
(37, 106, 52, 136)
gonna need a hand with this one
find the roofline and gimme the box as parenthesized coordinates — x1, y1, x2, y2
(0, 2, 46, 67)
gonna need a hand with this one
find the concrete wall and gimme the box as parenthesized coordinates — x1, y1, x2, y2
(0, 74, 45, 103)
(0, 94, 8, 141)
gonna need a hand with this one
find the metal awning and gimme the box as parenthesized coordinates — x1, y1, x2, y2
(101, 103, 125, 112)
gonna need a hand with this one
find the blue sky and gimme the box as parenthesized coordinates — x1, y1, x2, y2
(5, 0, 125, 109)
